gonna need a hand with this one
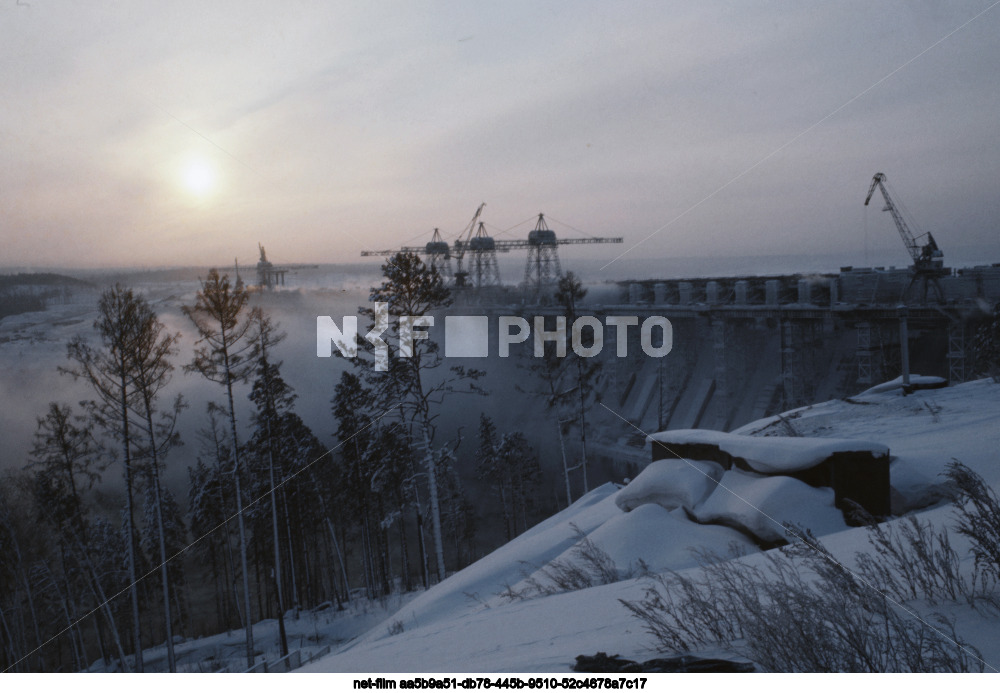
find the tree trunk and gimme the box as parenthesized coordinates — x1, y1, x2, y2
(120, 390, 143, 672)
(280, 488, 300, 613)
(145, 412, 176, 672)
(577, 360, 589, 494)
(215, 459, 238, 632)
(420, 422, 446, 582)
(325, 518, 350, 604)
(557, 419, 573, 507)
(398, 498, 412, 592)
(267, 447, 288, 657)
(68, 534, 130, 671)
(414, 497, 429, 589)
(17, 567, 43, 671)
(223, 353, 255, 669)
(0, 602, 19, 671)
(232, 465, 254, 668)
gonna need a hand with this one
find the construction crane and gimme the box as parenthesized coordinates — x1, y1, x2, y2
(864, 172, 947, 302)
(361, 209, 623, 297)
(451, 202, 487, 288)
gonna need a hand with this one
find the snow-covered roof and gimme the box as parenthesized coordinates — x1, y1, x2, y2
(646, 428, 889, 474)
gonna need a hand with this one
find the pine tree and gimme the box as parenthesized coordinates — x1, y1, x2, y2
(497, 432, 541, 536)
(26, 403, 104, 532)
(554, 271, 602, 496)
(365, 252, 484, 581)
(331, 371, 382, 597)
(183, 270, 260, 668)
(24, 403, 131, 671)
(62, 284, 172, 671)
(476, 417, 541, 542)
(245, 313, 293, 656)
(476, 414, 513, 541)
(140, 484, 188, 638)
(124, 295, 184, 672)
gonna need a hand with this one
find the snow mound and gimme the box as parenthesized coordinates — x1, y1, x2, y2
(647, 428, 888, 474)
(858, 374, 948, 396)
(691, 469, 850, 543)
(494, 504, 757, 599)
(579, 504, 756, 574)
(615, 458, 723, 512)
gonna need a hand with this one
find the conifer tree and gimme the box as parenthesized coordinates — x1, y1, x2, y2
(183, 270, 260, 668)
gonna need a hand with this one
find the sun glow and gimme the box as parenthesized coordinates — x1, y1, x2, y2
(180, 157, 218, 198)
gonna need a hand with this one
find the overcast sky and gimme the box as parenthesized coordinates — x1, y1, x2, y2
(2, 1, 999, 272)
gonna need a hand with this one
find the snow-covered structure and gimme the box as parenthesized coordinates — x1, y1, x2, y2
(647, 428, 891, 519)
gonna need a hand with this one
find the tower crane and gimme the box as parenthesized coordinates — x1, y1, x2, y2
(361, 203, 485, 284)
(864, 172, 947, 303)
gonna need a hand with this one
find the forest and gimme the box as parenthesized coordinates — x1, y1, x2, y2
(0, 254, 600, 673)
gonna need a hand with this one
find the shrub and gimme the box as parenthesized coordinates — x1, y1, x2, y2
(946, 460, 1000, 603)
(621, 526, 984, 672)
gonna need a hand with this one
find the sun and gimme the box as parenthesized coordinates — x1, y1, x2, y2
(180, 158, 218, 198)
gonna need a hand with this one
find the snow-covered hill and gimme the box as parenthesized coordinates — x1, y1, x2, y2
(303, 378, 1000, 673)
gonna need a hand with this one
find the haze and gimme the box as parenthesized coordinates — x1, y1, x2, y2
(3, 1, 999, 273)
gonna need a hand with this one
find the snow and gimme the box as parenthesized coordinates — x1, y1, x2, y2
(690, 469, 850, 543)
(566, 504, 756, 575)
(858, 374, 948, 396)
(647, 428, 889, 474)
(88, 595, 418, 673)
(614, 458, 723, 512)
(301, 378, 1000, 673)
(346, 484, 623, 646)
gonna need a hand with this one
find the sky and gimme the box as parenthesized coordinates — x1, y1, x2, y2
(2, 1, 1000, 272)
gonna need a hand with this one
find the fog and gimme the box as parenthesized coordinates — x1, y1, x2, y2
(0, 265, 582, 530)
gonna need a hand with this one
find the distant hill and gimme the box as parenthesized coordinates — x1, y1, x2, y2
(0, 272, 92, 288)
(0, 272, 93, 319)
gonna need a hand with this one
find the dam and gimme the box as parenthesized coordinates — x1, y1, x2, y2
(510, 263, 1000, 476)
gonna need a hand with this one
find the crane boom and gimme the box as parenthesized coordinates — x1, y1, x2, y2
(452, 203, 486, 261)
(864, 173, 919, 263)
(864, 172, 943, 272)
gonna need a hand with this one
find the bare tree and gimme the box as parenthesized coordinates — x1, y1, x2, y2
(125, 298, 184, 673)
(62, 284, 150, 671)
